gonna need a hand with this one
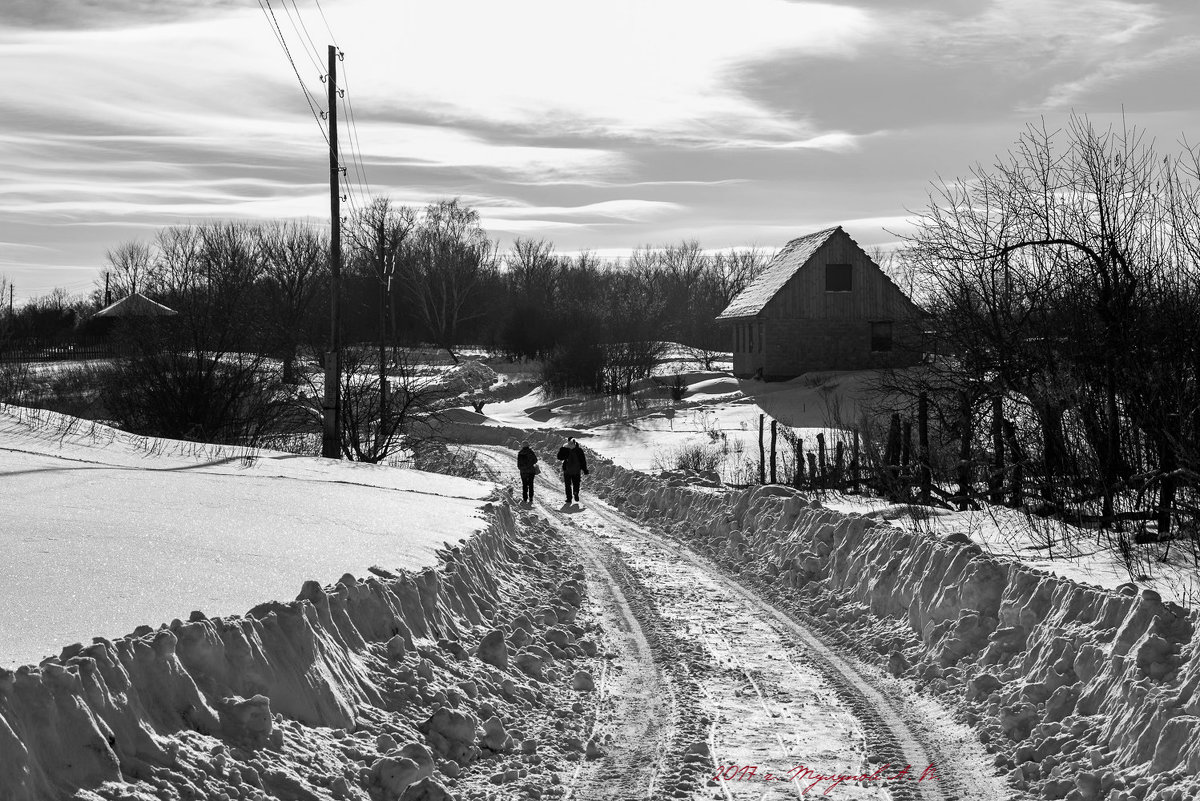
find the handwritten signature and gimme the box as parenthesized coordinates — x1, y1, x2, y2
(712, 763, 940, 794)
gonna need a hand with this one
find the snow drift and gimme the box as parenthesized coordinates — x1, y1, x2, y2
(586, 458, 1200, 801)
(0, 495, 601, 801)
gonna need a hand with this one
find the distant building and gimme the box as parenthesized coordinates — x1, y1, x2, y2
(94, 292, 178, 319)
(717, 226, 924, 380)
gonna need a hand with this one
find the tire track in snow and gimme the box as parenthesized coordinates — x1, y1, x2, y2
(477, 450, 681, 800)
(575, 498, 893, 800)
(548, 508, 676, 800)
(480, 446, 1003, 800)
(618, 514, 1007, 801)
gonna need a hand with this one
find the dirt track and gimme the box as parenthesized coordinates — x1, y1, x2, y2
(482, 447, 1016, 800)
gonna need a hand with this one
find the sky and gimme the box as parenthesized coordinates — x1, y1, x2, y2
(2, 0, 1199, 304)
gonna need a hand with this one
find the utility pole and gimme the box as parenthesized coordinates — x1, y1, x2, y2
(104, 273, 111, 306)
(321, 43, 343, 459)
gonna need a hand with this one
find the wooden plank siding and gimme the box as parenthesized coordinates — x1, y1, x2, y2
(724, 228, 924, 380)
(762, 233, 918, 321)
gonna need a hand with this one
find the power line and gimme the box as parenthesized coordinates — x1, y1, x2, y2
(259, 0, 373, 224)
(312, 0, 338, 47)
(287, 0, 327, 73)
(339, 60, 372, 200)
(279, 0, 325, 77)
(258, 0, 329, 145)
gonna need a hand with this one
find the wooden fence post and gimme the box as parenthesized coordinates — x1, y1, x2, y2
(957, 390, 973, 511)
(918, 392, 931, 505)
(1156, 413, 1179, 540)
(850, 430, 860, 493)
(770, 419, 778, 484)
(795, 439, 804, 488)
(989, 395, 1005, 505)
(759, 414, 766, 485)
(1003, 419, 1023, 508)
(901, 419, 913, 469)
(817, 432, 827, 488)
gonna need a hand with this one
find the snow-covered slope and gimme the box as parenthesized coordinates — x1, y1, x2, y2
(0, 404, 494, 668)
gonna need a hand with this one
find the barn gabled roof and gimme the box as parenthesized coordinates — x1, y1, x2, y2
(94, 292, 178, 318)
(716, 226, 841, 320)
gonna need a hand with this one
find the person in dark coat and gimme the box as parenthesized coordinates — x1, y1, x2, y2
(516, 443, 539, 504)
(556, 437, 589, 504)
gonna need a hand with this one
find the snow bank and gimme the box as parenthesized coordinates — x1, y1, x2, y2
(549, 444, 1199, 801)
(0, 495, 604, 801)
(0, 404, 493, 668)
(440, 361, 497, 396)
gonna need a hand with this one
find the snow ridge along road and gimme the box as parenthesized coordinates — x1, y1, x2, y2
(485, 446, 1014, 800)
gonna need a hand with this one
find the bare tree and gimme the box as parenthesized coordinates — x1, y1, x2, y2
(102, 240, 156, 299)
(399, 199, 498, 362)
(258, 220, 328, 384)
(346, 198, 416, 407)
(335, 346, 456, 463)
(154, 225, 203, 307)
(901, 113, 1200, 540)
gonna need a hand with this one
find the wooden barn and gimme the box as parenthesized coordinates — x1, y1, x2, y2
(717, 226, 924, 380)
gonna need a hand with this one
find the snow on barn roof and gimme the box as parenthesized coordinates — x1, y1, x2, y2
(94, 292, 178, 318)
(716, 226, 841, 320)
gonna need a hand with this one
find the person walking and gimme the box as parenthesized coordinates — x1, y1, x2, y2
(556, 437, 589, 504)
(517, 443, 539, 504)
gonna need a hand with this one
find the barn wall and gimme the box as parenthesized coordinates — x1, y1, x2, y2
(728, 319, 764, 378)
(762, 317, 922, 380)
(722, 229, 925, 380)
(762, 231, 918, 322)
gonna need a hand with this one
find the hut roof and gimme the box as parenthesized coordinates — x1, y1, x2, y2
(716, 226, 841, 320)
(94, 292, 178, 318)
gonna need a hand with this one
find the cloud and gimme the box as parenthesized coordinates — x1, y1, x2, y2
(3, 0, 1199, 301)
(732, 0, 1174, 132)
(338, 0, 876, 146)
(1, 0, 253, 30)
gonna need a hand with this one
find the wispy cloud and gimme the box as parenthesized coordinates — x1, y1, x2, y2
(2, 0, 253, 30)
(2, 0, 1199, 300)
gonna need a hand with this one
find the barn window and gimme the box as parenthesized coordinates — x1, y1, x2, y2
(871, 321, 893, 352)
(826, 263, 852, 292)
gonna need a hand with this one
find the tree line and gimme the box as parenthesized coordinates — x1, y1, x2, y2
(0, 198, 767, 459)
(3, 198, 767, 378)
(889, 114, 1200, 548)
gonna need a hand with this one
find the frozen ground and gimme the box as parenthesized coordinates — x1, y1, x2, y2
(0, 404, 494, 668)
(476, 370, 873, 479)
(472, 368, 1200, 609)
(475, 445, 1011, 801)
(6, 359, 1200, 801)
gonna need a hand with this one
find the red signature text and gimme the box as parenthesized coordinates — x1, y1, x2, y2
(711, 763, 939, 794)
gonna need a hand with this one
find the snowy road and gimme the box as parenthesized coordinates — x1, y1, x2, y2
(483, 446, 1013, 800)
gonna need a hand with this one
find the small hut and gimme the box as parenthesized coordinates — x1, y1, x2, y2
(94, 293, 178, 319)
(85, 292, 178, 340)
(717, 227, 925, 380)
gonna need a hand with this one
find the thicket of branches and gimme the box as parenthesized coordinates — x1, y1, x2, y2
(893, 114, 1200, 548)
(2, 197, 768, 453)
(5, 198, 767, 381)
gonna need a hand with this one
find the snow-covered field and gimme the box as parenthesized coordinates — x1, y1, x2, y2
(466, 368, 1200, 609)
(475, 369, 866, 479)
(0, 403, 494, 668)
(5, 357, 1200, 801)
